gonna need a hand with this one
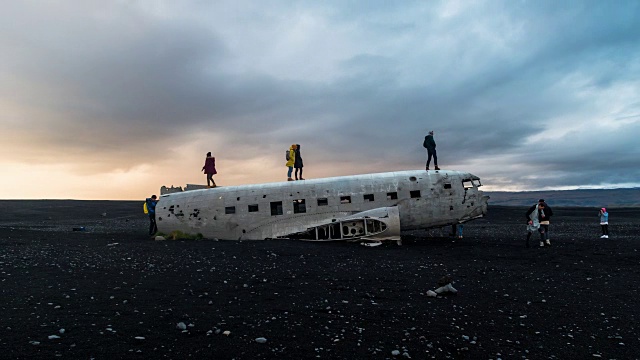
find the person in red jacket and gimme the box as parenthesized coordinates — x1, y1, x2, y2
(202, 152, 217, 188)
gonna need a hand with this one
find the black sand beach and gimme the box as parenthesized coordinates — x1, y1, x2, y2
(1, 200, 638, 359)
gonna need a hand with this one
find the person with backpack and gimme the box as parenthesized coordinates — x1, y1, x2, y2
(286, 144, 297, 181)
(145, 195, 158, 236)
(201, 151, 217, 188)
(294, 143, 304, 180)
(423, 130, 440, 170)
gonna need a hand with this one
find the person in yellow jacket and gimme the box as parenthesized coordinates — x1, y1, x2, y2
(286, 144, 297, 181)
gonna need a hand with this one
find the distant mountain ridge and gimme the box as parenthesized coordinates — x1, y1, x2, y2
(486, 188, 640, 207)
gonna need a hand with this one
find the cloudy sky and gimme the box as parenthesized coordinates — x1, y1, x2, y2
(1, 0, 639, 200)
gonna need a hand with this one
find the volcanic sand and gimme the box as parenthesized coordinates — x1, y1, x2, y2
(0, 201, 638, 359)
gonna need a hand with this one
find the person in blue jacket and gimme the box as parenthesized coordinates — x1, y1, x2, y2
(599, 207, 609, 238)
(146, 195, 158, 236)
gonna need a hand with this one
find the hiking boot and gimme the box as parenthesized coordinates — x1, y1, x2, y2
(287, 178, 294, 181)
(604, 235, 609, 238)
(539, 241, 544, 247)
(600, 235, 606, 238)
(426, 167, 429, 170)
(545, 239, 551, 246)
(435, 166, 440, 170)
(300, 178, 305, 180)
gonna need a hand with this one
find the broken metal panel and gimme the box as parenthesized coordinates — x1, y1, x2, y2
(276, 207, 400, 241)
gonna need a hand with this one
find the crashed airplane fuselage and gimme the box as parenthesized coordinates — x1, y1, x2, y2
(156, 170, 489, 241)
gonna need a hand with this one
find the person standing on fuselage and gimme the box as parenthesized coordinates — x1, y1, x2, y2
(201, 152, 217, 188)
(286, 144, 296, 181)
(423, 131, 439, 170)
(294, 144, 304, 180)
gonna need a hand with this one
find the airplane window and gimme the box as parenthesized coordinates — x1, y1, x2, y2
(225, 206, 236, 214)
(340, 196, 351, 204)
(473, 179, 482, 187)
(317, 198, 328, 206)
(386, 192, 398, 200)
(364, 194, 374, 202)
(410, 190, 421, 198)
(293, 199, 306, 214)
(463, 180, 473, 189)
(444, 184, 452, 189)
(248, 204, 259, 212)
(270, 201, 283, 216)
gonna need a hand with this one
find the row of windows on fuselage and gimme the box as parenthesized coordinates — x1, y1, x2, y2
(223, 190, 423, 216)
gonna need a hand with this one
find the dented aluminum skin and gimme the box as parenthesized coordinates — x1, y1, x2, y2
(156, 169, 489, 241)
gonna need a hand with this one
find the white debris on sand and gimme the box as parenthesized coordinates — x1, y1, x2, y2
(434, 283, 457, 294)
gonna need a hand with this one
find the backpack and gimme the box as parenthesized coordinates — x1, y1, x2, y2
(285, 150, 290, 161)
(143, 202, 148, 214)
(423, 137, 428, 148)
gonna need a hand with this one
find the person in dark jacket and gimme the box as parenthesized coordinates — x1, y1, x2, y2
(146, 195, 158, 236)
(526, 199, 553, 247)
(294, 144, 304, 180)
(201, 152, 217, 188)
(423, 131, 439, 170)
(538, 199, 553, 246)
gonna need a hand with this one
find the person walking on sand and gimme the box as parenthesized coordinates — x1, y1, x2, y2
(201, 152, 217, 188)
(538, 199, 553, 246)
(146, 195, 159, 236)
(423, 130, 440, 170)
(525, 201, 546, 248)
(294, 143, 304, 180)
(599, 207, 609, 238)
(286, 144, 296, 181)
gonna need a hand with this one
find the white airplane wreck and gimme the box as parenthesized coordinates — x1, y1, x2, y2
(156, 169, 488, 243)
(156, 170, 489, 242)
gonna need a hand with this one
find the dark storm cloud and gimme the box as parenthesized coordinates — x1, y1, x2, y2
(1, 0, 639, 189)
